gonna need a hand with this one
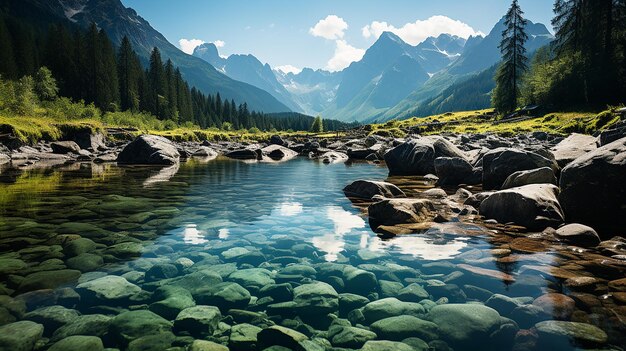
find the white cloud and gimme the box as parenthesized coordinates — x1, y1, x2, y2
(326, 40, 365, 71)
(361, 15, 483, 45)
(309, 15, 348, 40)
(275, 65, 302, 75)
(213, 40, 225, 48)
(178, 38, 205, 54)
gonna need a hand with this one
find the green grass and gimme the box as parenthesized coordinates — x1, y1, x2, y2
(369, 108, 622, 137)
(0, 115, 104, 143)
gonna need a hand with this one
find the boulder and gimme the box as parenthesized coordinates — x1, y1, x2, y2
(149, 286, 196, 320)
(368, 198, 441, 229)
(51, 314, 111, 342)
(229, 323, 262, 350)
(51, 141, 81, 154)
(174, 306, 221, 337)
(532, 293, 575, 320)
(501, 167, 557, 189)
(292, 282, 339, 316)
(262, 145, 298, 160)
(191, 340, 229, 351)
(554, 223, 601, 247)
(270, 135, 286, 146)
(434, 157, 480, 185)
(109, 310, 173, 345)
(535, 320, 607, 346)
(193, 282, 251, 312)
(362, 298, 425, 323)
(370, 315, 439, 341)
(76, 275, 142, 304)
(482, 148, 559, 190)
(313, 151, 348, 164)
(117, 135, 180, 165)
(427, 304, 517, 350)
(17, 269, 81, 294)
(23, 305, 79, 333)
(225, 148, 260, 160)
(192, 146, 218, 158)
(360, 340, 416, 351)
(559, 137, 626, 237)
(48, 336, 104, 351)
(479, 184, 564, 230)
(343, 180, 405, 200)
(384, 136, 468, 176)
(0, 321, 44, 351)
(550, 133, 598, 167)
(328, 325, 377, 348)
(257, 325, 308, 350)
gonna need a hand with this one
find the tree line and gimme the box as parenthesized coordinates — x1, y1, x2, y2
(0, 15, 353, 131)
(494, 0, 626, 113)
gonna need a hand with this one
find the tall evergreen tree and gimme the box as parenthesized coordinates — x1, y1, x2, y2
(493, 0, 528, 113)
(96, 29, 119, 111)
(147, 47, 167, 118)
(117, 36, 141, 111)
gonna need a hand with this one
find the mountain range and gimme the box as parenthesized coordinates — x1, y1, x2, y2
(9, 0, 554, 122)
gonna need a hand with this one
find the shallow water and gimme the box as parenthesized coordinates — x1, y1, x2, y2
(0, 157, 624, 350)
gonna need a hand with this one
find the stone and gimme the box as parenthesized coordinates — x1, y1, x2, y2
(368, 198, 440, 228)
(362, 298, 425, 323)
(24, 305, 79, 333)
(145, 263, 179, 282)
(48, 336, 103, 351)
(532, 293, 576, 320)
(66, 253, 103, 272)
(502, 167, 557, 189)
(192, 146, 218, 158)
(191, 340, 229, 351)
(426, 303, 516, 349)
(343, 268, 378, 295)
(17, 269, 81, 293)
(63, 238, 97, 257)
(328, 325, 376, 348)
(292, 282, 339, 316)
(51, 141, 81, 154)
(149, 286, 196, 320)
(397, 283, 429, 302)
(554, 223, 601, 247)
(550, 133, 598, 167)
(479, 184, 564, 230)
(270, 135, 285, 146)
(609, 277, 626, 292)
(457, 264, 515, 283)
(174, 306, 221, 337)
(126, 332, 175, 351)
(535, 320, 607, 346)
(109, 310, 173, 345)
(117, 135, 180, 165)
(486, 294, 522, 316)
(343, 180, 406, 200)
(559, 137, 626, 237)
(225, 149, 259, 160)
(482, 148, 559, 190)
(51, 314, 111, 341)
(339, 293, 370, 315)
(510, 304, 549, 329)
(370, 315, 439, 341)
(193, 282, 251, 312)
(257, 325, 308, 350)
(0, 321, 44, 351)
(360, 340, 416, 351)
(384, 136, 468, 176)
(229, 323, 261, 350)
(0, 258, 27, 275)
(262, 145, 298, 160)
(76, 275, 141, 303)
(434, 157, 479, 185)
(315, 151, 348, 163)
(228, 268, 275, 292)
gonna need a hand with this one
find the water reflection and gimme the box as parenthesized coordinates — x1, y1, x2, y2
(369, 235, 469, 260)
(276, 202, 303, 217)
(181, 224, 207, 244)
(142, 163, 180, 187)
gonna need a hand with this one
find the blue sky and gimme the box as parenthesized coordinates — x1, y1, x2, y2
(121, 0, 554, 72)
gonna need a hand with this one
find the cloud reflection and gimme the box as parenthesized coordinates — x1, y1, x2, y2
(182, 224, 207, 244)
(312, 206, 367, 262)
(277, 202, 303, 217)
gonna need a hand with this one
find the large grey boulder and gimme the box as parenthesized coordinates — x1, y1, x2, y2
(554, 223, 601, 247)
(482, 148, 559, 190)
(480, 184, 564, 230)
(343, 180, 405, 200)
(109, 310, 173, 346)
(550, 133, 597, 167)
(76, 275, 142, 304)
(368, 198, 440, 228)
(384, 136, 467, 176)
(559, 137, 626, 237)
(434, 156, 480, 185)
(261, 145, 298, 160)
(51, 141, 81, 154)
(501, 167, 557, 189)
(117, 135, 180, 165)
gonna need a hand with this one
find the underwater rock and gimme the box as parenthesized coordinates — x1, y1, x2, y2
(76, 275, 142, 304)
(109, 310, 173, 346)
(554, 223, 601, 247)
(362, 298, 425, 323)
(343, 180, 406, 200)
(370, 315, 439, 341)
(48, 335, 103, 351)
(0, 320, 44, 351)
(174, 305, 221, 337)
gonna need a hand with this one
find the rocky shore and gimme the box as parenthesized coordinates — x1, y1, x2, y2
(1, 127, 626, 351)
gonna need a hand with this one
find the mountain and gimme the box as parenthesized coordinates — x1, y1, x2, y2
(447, 17, 552, 75)
(274, 68, 343, 116)
(193, 43, 302, 112)
(9, 0, 290, 113)
(413, 34, 466, 73)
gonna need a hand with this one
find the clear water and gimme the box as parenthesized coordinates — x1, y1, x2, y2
(0, 157, 623, 350)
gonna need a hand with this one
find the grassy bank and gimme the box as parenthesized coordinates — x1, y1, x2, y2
(369, 108, 623, 137)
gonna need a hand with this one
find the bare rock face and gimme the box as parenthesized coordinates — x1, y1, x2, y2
(479, 184, 564, 230)
(502, 167, 557, 189)
(559, 137, 626, 238)
(343, 180, 406, 200)
(117, 135, 180, 165)
(550, 133, 598, 167)
(482, 148, 559, 190)
(384, 136, 468, 176)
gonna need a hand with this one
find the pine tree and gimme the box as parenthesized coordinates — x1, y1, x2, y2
(97, 29, 119, 111)
(310, 116, 323, 133)
(33, 66, 58, 101)
(164, 59, 178, 121)
(117, 36, 141, 111)
(493, 0, 528, 113)
(147, 47, 167, 118)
